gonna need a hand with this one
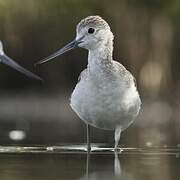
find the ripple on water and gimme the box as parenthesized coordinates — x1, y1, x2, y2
(0, 144, 179, 156)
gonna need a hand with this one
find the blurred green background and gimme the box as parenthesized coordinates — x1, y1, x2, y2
(0, 0, 179, 147)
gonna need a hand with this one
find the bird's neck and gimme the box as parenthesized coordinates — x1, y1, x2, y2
(88, 39, 113, 72)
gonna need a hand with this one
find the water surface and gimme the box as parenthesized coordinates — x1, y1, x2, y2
(0, 145, 179, 180)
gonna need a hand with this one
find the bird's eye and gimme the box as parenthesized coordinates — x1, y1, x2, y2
(88, 28, 95, 34)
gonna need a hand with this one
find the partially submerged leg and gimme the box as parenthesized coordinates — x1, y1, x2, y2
(87, 124, 91, 152)
(114, 126, 122, 150)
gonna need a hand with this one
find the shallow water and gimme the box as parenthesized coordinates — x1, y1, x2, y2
(0, 145, 179, 180)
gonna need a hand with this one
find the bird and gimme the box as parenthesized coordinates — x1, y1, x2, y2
(0, 40, 42, 81)
(36, 16, 141, 151)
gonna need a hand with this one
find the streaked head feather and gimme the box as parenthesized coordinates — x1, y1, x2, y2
(77, 16, 110, 32)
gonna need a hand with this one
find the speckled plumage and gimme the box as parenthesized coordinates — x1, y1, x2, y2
(77, 16, 110, 32)
(70, 16, 141, 149)
(71, 59, 140, 130)
(37, 16, 141, 150)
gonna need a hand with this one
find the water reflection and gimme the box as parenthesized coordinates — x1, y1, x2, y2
(79, 152, 133, 180)
(0, 149, 179, 180)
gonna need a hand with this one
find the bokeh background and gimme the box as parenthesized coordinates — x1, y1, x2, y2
(0, 0, 179, 147)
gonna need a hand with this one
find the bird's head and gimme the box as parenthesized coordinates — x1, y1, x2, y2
(36, 16, 114, 65)
(76, 16, 114, 50)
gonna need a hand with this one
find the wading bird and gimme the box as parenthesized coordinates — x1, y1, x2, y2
(36, 16, 141, 151)
(0, 40, 42, 81)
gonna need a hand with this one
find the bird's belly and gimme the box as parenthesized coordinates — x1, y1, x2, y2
(70, 79, 141, 130)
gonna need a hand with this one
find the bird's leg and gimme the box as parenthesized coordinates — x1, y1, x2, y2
(114, 126, 122, 151)
(86, 124, 91, 152)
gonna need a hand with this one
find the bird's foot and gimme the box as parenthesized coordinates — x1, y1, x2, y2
(87, 145, 91, 153)
(114, 145, 123, 153)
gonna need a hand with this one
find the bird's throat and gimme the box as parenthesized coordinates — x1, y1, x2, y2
(88, 40, 113, 72)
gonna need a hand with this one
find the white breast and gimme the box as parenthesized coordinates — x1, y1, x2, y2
(70, 70, 141, 130)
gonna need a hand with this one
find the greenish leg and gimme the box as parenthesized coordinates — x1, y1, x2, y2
(87, 124, 91, 152)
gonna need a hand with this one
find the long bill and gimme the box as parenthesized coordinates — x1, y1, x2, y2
(35, 37, 83, 65)
(0, 54, 42, 81)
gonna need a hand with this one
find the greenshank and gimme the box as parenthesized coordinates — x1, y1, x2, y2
(36, 16, 141, 151)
